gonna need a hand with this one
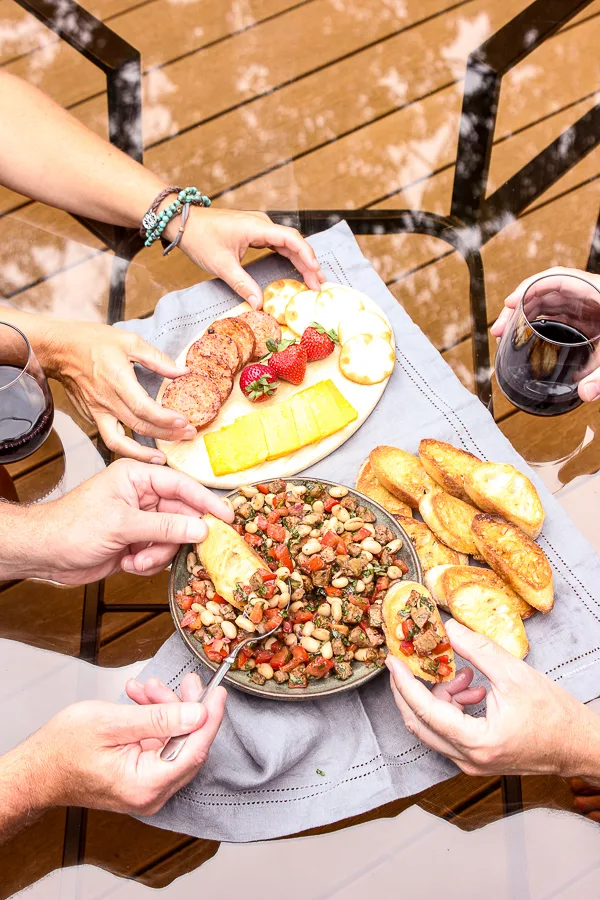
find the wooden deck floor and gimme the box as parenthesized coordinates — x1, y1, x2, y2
(0, 0, 599, 892)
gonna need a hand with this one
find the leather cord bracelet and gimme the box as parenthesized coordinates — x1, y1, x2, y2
(141, 186, 211, 249)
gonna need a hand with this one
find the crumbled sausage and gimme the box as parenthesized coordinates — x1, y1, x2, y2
(413, 629, 439, 656)
(356, 505, 376, 523)
(219, 603, 237, 621)
(411, 605, 431, 629)
(343, 602, 364, 624)
(286, 516, 300, 528)
(273, 670, 289, 684)
(268, 479, 286, 494)
(334, 661, 353, 680)
(312, 566, 332, 588)
(332, 637, 346, 656)
(307, 483, 324, 498)
(291, 587, 305, 601)
(346, 543, 362, 558)
(250, 671, 266, 685)
(249, 571, 263, 591)
(366, 626, 385, 647)
(340, 496, 357, 511)
(379, 549, 393, 566)
(340, 557, 365, 577)
(320, 547, 336, 564)
(374, 524, 395, 544)
(207, 623, 224, 640)
(348, 626, 370, 647)
(368, 605, 384, 628)
(237, 502, 252, 519)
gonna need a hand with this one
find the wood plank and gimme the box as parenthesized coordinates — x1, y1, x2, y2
(0, 579, 84, 656)
(97, 611, 174, 665)
(0, 808, 65, 900)
(103, 567, 170, 606)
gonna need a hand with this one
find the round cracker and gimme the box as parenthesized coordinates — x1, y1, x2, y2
(263, 278, 308, 324)
(339, 334, 395, 385)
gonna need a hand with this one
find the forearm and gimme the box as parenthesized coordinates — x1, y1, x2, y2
(560, 702, 600, 787)
(0, 502, 48, 582)
(0, 73, 166, 228)
(0, 739, 55, 843)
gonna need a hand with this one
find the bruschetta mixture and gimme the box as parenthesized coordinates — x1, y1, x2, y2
(175, 479, 409, 689)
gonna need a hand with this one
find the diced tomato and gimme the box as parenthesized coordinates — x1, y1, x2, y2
(206, 649, 222, 663)
(294, 646, 309, 662)
(266, 523, 286, 542)
(321, 530, 339, 547)
(257, 483, 269, 494)
(254, 649, 274, 664)
(267, 614, 284, 630)
(435, 641, 451, 654)
(233, 523, 244, 535)
(336, 539, 347, 555)
(292, 610, 313, 624)
(178, 594, 194, 611)
(267, 509, 283, 524)
(244, 533, 262, 547)
(325, 586, 343, 598)
(402, 618, 415, 640)
(375, 576, 390, 593)
(282, 620, 292, 633)
(305, 656, 334, 678)
(263, 607, 278, 619)
(270, 647, 293, 670)
(289, 502, 305, 516)
(324, 497, 337, 512)
(259, 568, 277, 582)
(281, 646, 309, 672)
(268, 640, 283, 653)
(436, 654, 450, 664)
(180, 611, 198, 629)
(255, 514, 269, 531)
(354, 527, 371, 541)
(211, 639, 225, 653)
(359, 620, 368, 632)
(249, 604, 264, 624)
(398, 560, 409, 575)
(274, 544, 293, 571)
(348, 596, 369, 613)
(263, 583, 276, 600)
(399, 640, 415, 656)
(308, 556, 325, 572)
(437, 663, 452, 678)
(212, 593, 227, 605)
(239, 645, 253, 660)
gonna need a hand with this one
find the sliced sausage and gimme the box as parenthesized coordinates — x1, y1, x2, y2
(207, 317, 255, 368)
(186, 333, 240, 375)
(238, 310, 282, 359)
(183, 354, 233, 404)
(162, 374, 221, 429)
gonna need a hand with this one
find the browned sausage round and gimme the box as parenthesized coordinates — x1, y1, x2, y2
(238, 310, 282, 359)
(183, 354, 233, 404)
(162, 374, 221, 429)
(207, 316, 255, 368)
(186, 333, 240, 374)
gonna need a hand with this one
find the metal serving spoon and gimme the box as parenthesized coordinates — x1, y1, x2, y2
(161, 586, 292, 762)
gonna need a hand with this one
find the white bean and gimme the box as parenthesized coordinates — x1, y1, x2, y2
(200, 610, 215, 626)
(232, 496, 246, 510)
(386, 538, 403, 553)
(331, 503, 342, 516)
(235, 615, 256, 633)
(344, 518, 365, 532)
(276, 566, 291, 578)
(297, 524, 312, 537)
(331, 600, 343, 622)
(251, 493, 265, 510)
(355, 580, 365, 594)
(360, 538, 382, 554)
(186, 551, 197, 573)
(221, 621, 237, 640)
(264, 635, 278, 650)
(395, 624, 404, 641)
(265, 538, 273, 548)
(245, 521, 258, 534)
(205, 583, 216, 599)
(362, 523, 375, 535)
(302, 538, 322, 555)
(293, 623, 303, 635)
(240, 485, 258, 498)
(268, 596, 279, 608)
(312, 499, 324, 514)
(302, 621, 315, 636)
(285, 633, 298, 646)
(289, 600, 306, 613)
(293, 484, 307, 495)
(317, 602, 331, 617)
(337, 507, 350, 523)
(327, 517, 339, 533)
(274, 578, 288, 593)
(328, 485, 348, 498)
(257, 663, 274, 680)
(332, 576, 349, 588)
(361, 551, 373, 562)
(191, 602, 204, 613)
(213, 615, 223, 624)
(301, 636, 321, 653)
(290, 570, 304, 584)
(286, 483, 296, 493)
(354, 648, 370, 662)
(387, 566, 402, 580)
(205, 600, 222, 616)
(303, 513, 319, 525)
(310, 528, 321, 538)
(278, 593, 290, 609)
(265, 493, 276, 506)
(321, 640, 333, 660)
(312, 627, 331, 641)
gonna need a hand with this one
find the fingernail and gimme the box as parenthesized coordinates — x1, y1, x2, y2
(248, 294, 260, 307)
(173, 417, 188, 428)
(150, 456, 165, 465)
(122, 557, 135, 573)
(186, 519, 207, 542)
(582, 383, 600, 402)
(181, 703, 204, 728)
(183, 426, 197, 439)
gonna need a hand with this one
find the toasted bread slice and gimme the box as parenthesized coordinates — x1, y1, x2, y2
(383, 581, 455, 683)
(196, 515, 265, 611)
(448, 583, 530, 659)
(418, 439, 482, 503)
(463, 462, 545, 539)
(424, 564, 535, 619)
(355, 459, 412, 517)
(471, 514, 553, 612)
(370, 446, 438, 508)
(418, 491, 480, 556)
(394, 515, 468, 572)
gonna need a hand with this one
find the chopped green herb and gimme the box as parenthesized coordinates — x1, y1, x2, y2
(316, 768, 326, 777)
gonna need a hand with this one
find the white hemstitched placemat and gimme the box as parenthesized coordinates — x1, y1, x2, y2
(115, 221, 600, 842)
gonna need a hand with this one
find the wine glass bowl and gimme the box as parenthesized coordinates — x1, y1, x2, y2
(495, 274, 600, 417)
(0, 322, 54, 463)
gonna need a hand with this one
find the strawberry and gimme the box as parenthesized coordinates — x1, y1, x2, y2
(266, 340, 307, 385)
(239, 363, 278, 402)
(300, 322, 339, 361)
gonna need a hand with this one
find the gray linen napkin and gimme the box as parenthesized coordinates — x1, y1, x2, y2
(116, 222, 600, 842)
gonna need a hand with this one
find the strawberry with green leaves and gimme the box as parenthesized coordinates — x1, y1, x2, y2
(239, 363, 278, 402)
(300, 322, 339, 361)
(262, 338, 307, 385)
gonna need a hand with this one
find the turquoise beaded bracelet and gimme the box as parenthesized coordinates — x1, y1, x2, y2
(142, 186, 211, 248)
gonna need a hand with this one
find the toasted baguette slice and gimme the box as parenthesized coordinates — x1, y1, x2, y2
(448, 583, 530, 659)
(395, 515, 468, 572)
(471, 514, 554, 612)
(463, 462, 545, 538)
(424, 564, 535, 619)
(355, 459, 412, 517)
(418, 439, 482, 503)
(370, 446, 438, 508)
(383, 581, 455, 683)
(418, 491, 480, 556)
(196, 515, 265, 611)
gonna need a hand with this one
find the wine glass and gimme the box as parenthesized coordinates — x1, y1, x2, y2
(494, 273, 600, 416)
(0, 322, 54, 463)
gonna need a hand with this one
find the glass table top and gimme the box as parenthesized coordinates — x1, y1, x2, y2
(1, 0, 600, 895)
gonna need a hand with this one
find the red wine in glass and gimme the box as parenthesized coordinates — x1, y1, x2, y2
(0, 323, 54, 463)
(495, 274, 600, 417)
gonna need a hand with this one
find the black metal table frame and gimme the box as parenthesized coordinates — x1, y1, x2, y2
(10, 0, 600, 868)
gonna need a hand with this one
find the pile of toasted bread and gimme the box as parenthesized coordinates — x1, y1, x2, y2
(356, 439, 553, 660)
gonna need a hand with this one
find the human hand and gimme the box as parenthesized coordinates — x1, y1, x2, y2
(387, 619, 600, 782)
(21, 672, 225, 817)
(46, 320, 196, 462)
(27, 458, 233, 584)
(177, 207, 325, 307)
(490, 266, 600, 403)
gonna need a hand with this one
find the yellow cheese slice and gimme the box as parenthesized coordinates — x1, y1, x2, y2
(231, 411, 269, 469)
(259, 402, 302, 459)
(290, 393, 321, 445)
(296, 380, 357, 439)
(204, 423, 241, 476)
(323, 380, 359, 424)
